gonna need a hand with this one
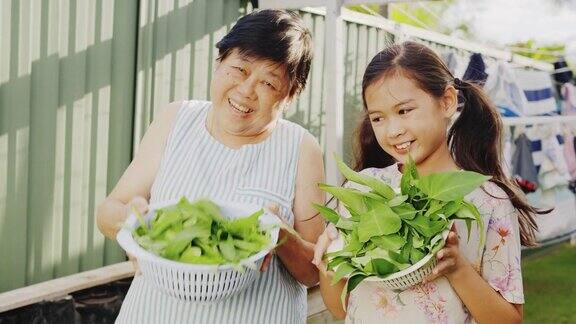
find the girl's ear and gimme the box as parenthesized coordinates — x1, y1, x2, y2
(441, 85, 458, 118)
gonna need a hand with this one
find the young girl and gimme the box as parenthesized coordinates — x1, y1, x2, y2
(312, 41, 547, 323)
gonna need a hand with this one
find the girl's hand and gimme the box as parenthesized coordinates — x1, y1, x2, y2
(424, 225, 470, 283)
(311, 223, 340, 272)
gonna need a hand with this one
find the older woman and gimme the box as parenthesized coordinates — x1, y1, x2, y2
(96, 9, 325, 324)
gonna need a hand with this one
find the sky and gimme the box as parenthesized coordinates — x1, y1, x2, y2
(440, 0, 576, 63)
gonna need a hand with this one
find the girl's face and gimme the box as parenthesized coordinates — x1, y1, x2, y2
(364, 72, 458, 174)
(210, 49, 291, 139)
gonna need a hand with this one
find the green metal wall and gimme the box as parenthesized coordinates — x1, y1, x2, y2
(0, 0, 138, 292)
(0, 1, 394, 292)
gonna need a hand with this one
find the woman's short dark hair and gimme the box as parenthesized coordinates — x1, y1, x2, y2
(216, 9, 313, 97)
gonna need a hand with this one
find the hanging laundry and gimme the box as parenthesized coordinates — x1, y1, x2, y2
(441, 50, 468, 78)
(553, 57, 574, 84)
(462, 53, 488, 86)
(485, 61, 528, 117)
(514, 69, 559, 116)
(561, 82, 576, 115)
(512, 133, 539, 193)
(562, 131, 576, 180)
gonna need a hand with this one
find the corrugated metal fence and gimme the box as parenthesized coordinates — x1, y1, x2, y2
(1, 1, 495, 292)
(0, 0, 140, 292)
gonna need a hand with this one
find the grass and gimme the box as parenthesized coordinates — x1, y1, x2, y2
(523, 243, 576, 324)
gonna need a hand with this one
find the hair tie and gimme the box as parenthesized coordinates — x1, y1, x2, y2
(454, 78, 463, 89)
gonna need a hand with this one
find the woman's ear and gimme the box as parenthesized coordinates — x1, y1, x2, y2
(282, 99, 292, 112)
(442, 85, 458, 118)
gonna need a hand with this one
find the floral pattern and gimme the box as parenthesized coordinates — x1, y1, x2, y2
(345, 165, 525, 324)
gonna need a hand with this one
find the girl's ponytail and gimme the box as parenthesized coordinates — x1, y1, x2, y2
(450, 79, 546, 246)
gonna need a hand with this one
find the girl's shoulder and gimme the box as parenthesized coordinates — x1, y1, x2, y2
(359, 164, 402, 182)
(466, 180, 517, 219)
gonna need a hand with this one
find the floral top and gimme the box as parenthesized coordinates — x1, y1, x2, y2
(342, 164, 524, 324)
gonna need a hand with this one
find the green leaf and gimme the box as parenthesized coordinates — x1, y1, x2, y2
(332, 262, 356, 285)
(357, 205, 402, 242)
(442, 200, 462, 217)
(457, 201, 485, 248)
(405, 213, 444, 238)
(371, 258, 398, 276)
(224, 209, 263, 238)
(418, 171, 491, 202)
(319, 184, 368, 214)
(391, 203, 418, 220)
(409, 248, 426, 264)
(336, 218, 356, 231)
(218, 236, 238, 262)
(400, 156, 419, 196)
(347, 273, 367, 293)
(312, 203, 341, 224)
(388, 194, 408, 207)
(371, 234, 406, 251)
(334, 154, 395, 199)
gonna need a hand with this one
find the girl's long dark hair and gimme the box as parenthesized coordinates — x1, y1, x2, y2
(355, 41, 548, 246)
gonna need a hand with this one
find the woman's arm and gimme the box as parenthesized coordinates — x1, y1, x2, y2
(96, 101, 183, 240)
(274, 132, 326, 287)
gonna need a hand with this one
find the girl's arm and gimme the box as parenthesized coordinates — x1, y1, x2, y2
(319, 267, 348, 319)
(424, 226, 522, 324)
(313, 224, 348, 319)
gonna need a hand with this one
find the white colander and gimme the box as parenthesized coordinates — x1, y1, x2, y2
(116, 199, 280, 303)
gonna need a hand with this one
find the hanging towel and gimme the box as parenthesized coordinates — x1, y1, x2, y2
(553, 58, 574, 84)
(463, 53, 488, 86)
(561, 83, 576, 115)
(512, 133, 539, 193)
(514, 69, 558, 116)
(563, 134, 576, 180)
(485, 61, 528, 117)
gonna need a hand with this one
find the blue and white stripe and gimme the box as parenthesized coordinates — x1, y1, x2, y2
(116, 100, 308, 324)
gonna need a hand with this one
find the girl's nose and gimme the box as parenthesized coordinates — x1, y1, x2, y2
(387, 124, 407, 138)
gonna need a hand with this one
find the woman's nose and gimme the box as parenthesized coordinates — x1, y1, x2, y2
(236, 77, 257, 100)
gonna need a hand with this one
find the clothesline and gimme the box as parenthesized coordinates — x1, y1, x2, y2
(503, 115, 576, 126)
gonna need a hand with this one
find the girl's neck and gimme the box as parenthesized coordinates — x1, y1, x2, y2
(412, 144, 460, 176)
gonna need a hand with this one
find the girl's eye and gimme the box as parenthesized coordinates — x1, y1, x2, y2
(371, 116, 383, 123)
(399, 108, 412, 115)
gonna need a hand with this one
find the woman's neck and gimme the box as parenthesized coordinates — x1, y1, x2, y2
(207, 109, 274, 149)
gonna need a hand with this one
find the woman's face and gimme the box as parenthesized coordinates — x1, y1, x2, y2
(210, 49, 291, 138)
(364, 72, 457, 172)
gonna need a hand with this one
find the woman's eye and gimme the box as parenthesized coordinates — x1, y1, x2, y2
(371, 116, 382, 122)
(399, 108, 412, 115)
(233, 66, 246, 74)
(263, 81, 277, 90)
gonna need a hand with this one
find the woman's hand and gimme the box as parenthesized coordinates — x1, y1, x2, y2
(259, 204, 281, 272)
(311, 223, 339, 272)
(125, 196, 149, 275)
(424, 224, 471, 283)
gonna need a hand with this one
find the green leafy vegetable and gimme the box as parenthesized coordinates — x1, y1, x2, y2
(318, 156, 488, 297)
(132, 197, 272, 266)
